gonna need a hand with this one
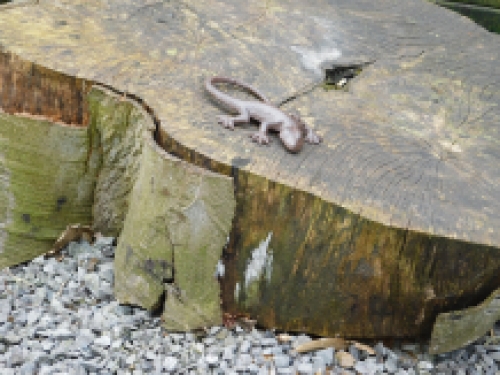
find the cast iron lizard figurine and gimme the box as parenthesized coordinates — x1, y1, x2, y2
(205, 76, 322, 153)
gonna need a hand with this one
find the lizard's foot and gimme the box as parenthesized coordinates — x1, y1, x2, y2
(305, 128, 322, 144)
(250, 132, 271, 145)
(217, 115, 235, 130)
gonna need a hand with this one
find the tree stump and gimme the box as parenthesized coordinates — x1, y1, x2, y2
(1, 0, 500, 351)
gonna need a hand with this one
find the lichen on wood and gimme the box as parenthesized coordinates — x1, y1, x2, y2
(88, 86, 155, 237)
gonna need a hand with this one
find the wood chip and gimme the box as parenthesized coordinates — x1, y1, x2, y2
(353, 341, 376, 355)
(277, 333, 293, 343)
(335, 350, 355, 368)
(236, 317, 257, 332)
(294, 337, 347, 353)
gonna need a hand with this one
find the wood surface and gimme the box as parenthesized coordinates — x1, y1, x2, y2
(1, 0, 500, 345)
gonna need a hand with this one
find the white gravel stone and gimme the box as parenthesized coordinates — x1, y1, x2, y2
(418, 360, 434, 369)
(223, 345, 235, 361)
(274, 354, 290, 368)
(277, 367, 294, 374)
(237, 353, 253, 367)
(205, 353, 219, 366)
(316, 347, 334, 366)
(41, 340, 55, 352)
(94, 335, 111, 347)
(38, 328, 75, 339)
(164, 355, 178, 371)
(297, 361, 314, 374)
(240, 339, 251, 353)
(261, 337, 278, 346)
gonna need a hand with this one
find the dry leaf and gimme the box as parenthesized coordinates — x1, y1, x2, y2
(236, 317, 257, 332)
(335, 350, 355, 368)
(353, 341, 376, 355)
(294, 337, 347, 353)
(45, 224, 94, 257)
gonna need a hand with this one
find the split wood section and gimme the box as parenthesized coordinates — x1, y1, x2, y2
(0, 52, 234, 329)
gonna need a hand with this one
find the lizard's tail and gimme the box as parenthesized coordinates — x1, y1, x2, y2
(206, 76, 271, 103)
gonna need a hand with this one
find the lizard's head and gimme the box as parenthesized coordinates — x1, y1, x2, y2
(279, 112, 306, 153)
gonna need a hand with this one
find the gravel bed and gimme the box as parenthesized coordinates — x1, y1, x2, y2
(0, 238, 499, 374)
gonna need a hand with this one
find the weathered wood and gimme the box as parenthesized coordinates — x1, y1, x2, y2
(86, 85, 236, 328)
(0, 51, 89, 126)
(219, 171, 500, 338)
(114, 129, 235, 328)
(1, 0, 500, 346)
(88, 86, 155, 236)
(0, 51, 95, 267)
(0, 50, 96, 267)
(430, 287, 500, 354)
(0, 110, 95, 267)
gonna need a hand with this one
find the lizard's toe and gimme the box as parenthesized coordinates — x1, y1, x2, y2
(217, 116, 234, 130)
(306, 132, 322, 144)
(250, 133, 270, 145)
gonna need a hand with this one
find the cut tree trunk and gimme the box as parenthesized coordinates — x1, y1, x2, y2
(1, 0, 500, 351)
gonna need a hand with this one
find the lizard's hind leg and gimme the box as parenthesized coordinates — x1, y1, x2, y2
(217, 109, 250, 130)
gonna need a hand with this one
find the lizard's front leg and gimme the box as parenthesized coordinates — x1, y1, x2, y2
(304, 125, 322, 144)
(217, 109, 250, 130)
(250, 121, 275, 145)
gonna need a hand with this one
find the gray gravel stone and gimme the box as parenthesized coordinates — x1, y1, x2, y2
(297, 361, 314, 374)
(489, 351, 500, 361)
(2, 332, 22, 345)
(274, 354, 291, 368)
(237, 353, 253, 367)
(223, 345, 235, 361)
(205, 353, 219, 366)
(94, 334, 111, 347)
(240, 339, 251, 353)
(27, 309, 42, 326)
(277, 367, 294, 374)
(261, 337, 278, 346)
(385, 357, 399, 372)
(316, 347, 334, 366)
(311, 355, 326, 372)
(18, 361, 36, 375)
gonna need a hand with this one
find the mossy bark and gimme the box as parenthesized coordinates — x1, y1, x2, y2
(88, 86, 155, 237)
(114, 135, 235, 328)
